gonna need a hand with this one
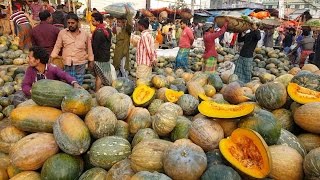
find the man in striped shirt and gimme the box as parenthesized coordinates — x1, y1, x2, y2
(136, 18, 157, 80)
(10, 6, 32, 50)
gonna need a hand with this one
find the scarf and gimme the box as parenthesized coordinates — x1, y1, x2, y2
(93, 23, 109, 38)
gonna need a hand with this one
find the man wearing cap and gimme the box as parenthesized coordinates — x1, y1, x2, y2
(202, 21, 228, 73)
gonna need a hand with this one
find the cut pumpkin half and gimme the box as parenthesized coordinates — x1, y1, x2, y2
(287, 83, 320, 104)
(165, 89, 184, 103)
(219, 128, 271, 178)
(132, 85, 156, 107)
(198, 101, 254, 118)
(198, 93, 213, 102)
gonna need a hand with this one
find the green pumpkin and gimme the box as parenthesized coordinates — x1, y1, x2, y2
(255, 82, 287, 110)
(206, 149, 225, 167)
(207, 74, 223, 91)
(148, 99, 164, 116)
(112, 77, 135, 95)
(303, 147, 320, 179)
(41, 153, 83, 180)
(131, 171, 171, 180)
(272, 109, 294, 132)
(276, 129, 307, 157)
(115, 120, 130, 140)
(78, 167, 108, 180)
(170, 116, 192, 141)
(132, 128, 159, 147)
(291, 73, 320, 91)
(238, 109, 281, 145)
(201, 164, 241, 180)
(61, 88, 92, 116)
(177, 94, 199, 116)
(31, 80, 73, 108)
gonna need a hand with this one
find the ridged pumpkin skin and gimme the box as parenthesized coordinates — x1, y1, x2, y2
(132, 128, 159, 147)
(78, 167, 108, 180)
(291, 73, 320, 91)
(163, 139, 207, 180)
(207, 74, 223, 91)
(189, 117, 224, 151)
(10, 171, 41, 180)
(206, 149, 225, 167)
(106, 159, 135, 180)
(105, 93, 134, 120)
(84, 106, 117, 139)
(272, 108, 294, 132)
(170, 116, 192, 141)
(152, 110, 177, 136)
(201, 164, 241, 180)
(131, 171, 171, 180)
(303, 147, 320, 179)
(89, 136, 131, 170)
(177, 94, 199, 116)
(0, 126, 26, 143)
(95, 86, 118, 106)
(298, 133, 320, 152)
(148, 99, 164, 116)
(130, 139, 173, 172)
(61, 89, 92, 116)
(9, 133, 59, 170)
(31, 79, 73, 108)
(238, 109, 281, 145)
(41, 153, 83, 180)
(151, 75, 168, 89)
(187, 81, 205, 99)
(276, 129, 307, 157)
(294, 102, 320, 134)
(115, 120, 129, 140)
(255, 82, 287, 110)
(53, 113, 91, 155)
(0, 152, 10, 169)
(112, 77, 135, 95)
(214, 118, 239, 137)
(155, 87, 168, 101)
(157, 102, 183, 116)
(269, 145, 304, 180)
(10, 105, 62, 133)
(126, 107, 151, 134)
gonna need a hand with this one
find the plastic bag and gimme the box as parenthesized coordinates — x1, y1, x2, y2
(104, 3, 136, 19)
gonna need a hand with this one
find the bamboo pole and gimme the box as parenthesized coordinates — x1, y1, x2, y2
(68, 0, 71, 12)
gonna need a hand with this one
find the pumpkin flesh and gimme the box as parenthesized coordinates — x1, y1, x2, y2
(132, 85, 155, 107)
(287, 83, 320, 104)
(219, 128, 271, 178)
(164, 89, 184, 103)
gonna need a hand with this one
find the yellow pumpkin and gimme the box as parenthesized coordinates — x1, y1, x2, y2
(203, 85, 216, 97)
(164, 89, 184, 103)
(132, 85, 156, 107)
(287, 83, 320, 104)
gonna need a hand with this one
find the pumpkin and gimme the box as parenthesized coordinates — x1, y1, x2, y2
(166, 76, 175, 84)
(245, 80, 261, 93)
(203, 84, 216, 97)
(214, 118, 239, 137)
(6, 165, 21, 178)
(298, 133, 320, 152)
(269, 145, 303, 180)
(79, 167, 108, 180)
(201, 164, 241, 180)
(126, 107, 151, 134)
(208, 73, 223, 91)
(206, 149, 225, 167)
(276, 129, 307, 157)
(170, 116, 191, 141)
(157, 102, 183, 116)
(198, 101, 254, 118)
(115, 120, 129, 139)
(136, 78, 151, 87)
(294, 102, 320, 134)
(130, 139, 172, 172)
(132, 128, 159, 147)
(219, 128, 271, 179)
(290, 101, 302, 114)
(89, 136, 131, 170)
(10, 171, 41, 180)
(190, 72, 208, 86)
(105, 93, 134, 120)
(0, 153, 10, 169)
(31, 79, 73, 108)
(155, 87, 168, 101)
(0, 126, 26, 143)
(238, 109, 281, 145)
(222, 82, 254, 104)
(41, 153, 83, 180)
(61, 89, 92, 116)
(287, 83, 320, 104)
(95, 86, 118, 106)
(302, 64, 319, 72)
(148, 99, 164, 116)
(0, 168, 8, 180)
(16, 99, 37, 107)
(131, 171, 171, 180)
(106, 159, 135, 180)
(187, 81, 205, 99)
(152, 110, 177, 136)
(272, 108, 294, 131)
(164, 89, 184, 103)
(10, 105, 62, 133)
(291, 73, 320, 91)
(177, 94, 199, 116)
(181, 72, 193, 82)
(84, 106, 117, 139)
(259, 72, 276, 83)
(132, 85, 155, 107)
(255, 82, 287, 110)
(112, 77, 135, 95)
(189, 116, 224, 151)
(151, 75, 168, 89)
(164, 139, 207, 179)
(303, 147, 320, 179)
(53, 113, 91, 155)
(9, 133, 59, 170)
(288, 67, 301, 75)
(275, 74, 294, 87)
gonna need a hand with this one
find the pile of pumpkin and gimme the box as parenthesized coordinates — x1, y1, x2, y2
(0, 61, 319, 180)
(0, 35, 28, 66)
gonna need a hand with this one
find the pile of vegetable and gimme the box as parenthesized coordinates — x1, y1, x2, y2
(0, 36, 28, 66)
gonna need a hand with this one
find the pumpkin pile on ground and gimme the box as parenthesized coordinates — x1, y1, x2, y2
(0, 35, 29, 66)
(0, 61, 319, 179)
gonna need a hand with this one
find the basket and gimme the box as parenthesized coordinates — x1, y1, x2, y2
(215, 16, 253, 33)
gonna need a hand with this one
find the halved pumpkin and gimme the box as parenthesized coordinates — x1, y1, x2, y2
(132, 85, 156, 107)
(219, 128, 271, 178)
(164, 89, 184, 103)
(198, 101, 254, 118)
(198, 93, 212, 102)
(287, 83, 320, 104)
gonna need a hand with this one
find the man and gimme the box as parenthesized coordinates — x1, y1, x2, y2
(91, 12, 113, 91)
(175, 19, 194, 70)
(136, 18, 157, 79)
(283, 27, 296, 54)
(112, 6, 133, 77)
(31, 10, 60, 55)
(264, 27, 274, 48)
(42, 0, 54, 14)
(14, 46, 80, 106)
(51, 13, 94, 85)
(52, 4, 67, 29)
(29, 0, 42, 23)
(234, 23, 261, 83)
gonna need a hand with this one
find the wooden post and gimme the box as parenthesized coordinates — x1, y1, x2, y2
(68, 0, 71, 12)
(72, 1, 76, 14)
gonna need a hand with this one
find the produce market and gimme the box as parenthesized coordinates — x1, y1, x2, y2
(0, 0, 319, 179)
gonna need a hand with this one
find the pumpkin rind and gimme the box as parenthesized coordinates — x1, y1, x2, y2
(106, 158, 135, 180)
(148, 99, 164, 116)
(10, 171, 41, 180)
(132, 85, 156, 107)
(219, 128, 272, 179)
(89, 136, 131, 170)
(207, 74, 223, 91)
(206, 149, 225, 167)
(187, 81, 205, 99)
(303, 147, 320, 179)
(276, 129, 307, 157)
(126, 107, 151, 134)
(0, 126, 26, 143)
(53, 113, 91, 155)
(105, 93, 134, 120)
(272, 108, 294, 131)
(131, 171, 171, 180)
(298, 133, 320, 152)
(78, 167, 108, 180)
(95, 86, 118, 106)
(115, 120, 129, 139)
(255, 82, 287, 110)
(112, 77, 135, 95)
(170, 116, 192, 141)
(201, 164, 241, 180)
(177, 94, 199, 116)
(293, 102, 320, 134)
(152, 110, 177, 136)
(132, 128, 159, 147)
(291, 73, 320, 91)
(287, 82, 320, 104)
(151, 75, 168, 89)
(61, 89, 92, 116)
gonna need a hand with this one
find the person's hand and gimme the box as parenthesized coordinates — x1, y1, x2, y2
(73, 82, 83, 89)
(88, 61, 94, 70)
